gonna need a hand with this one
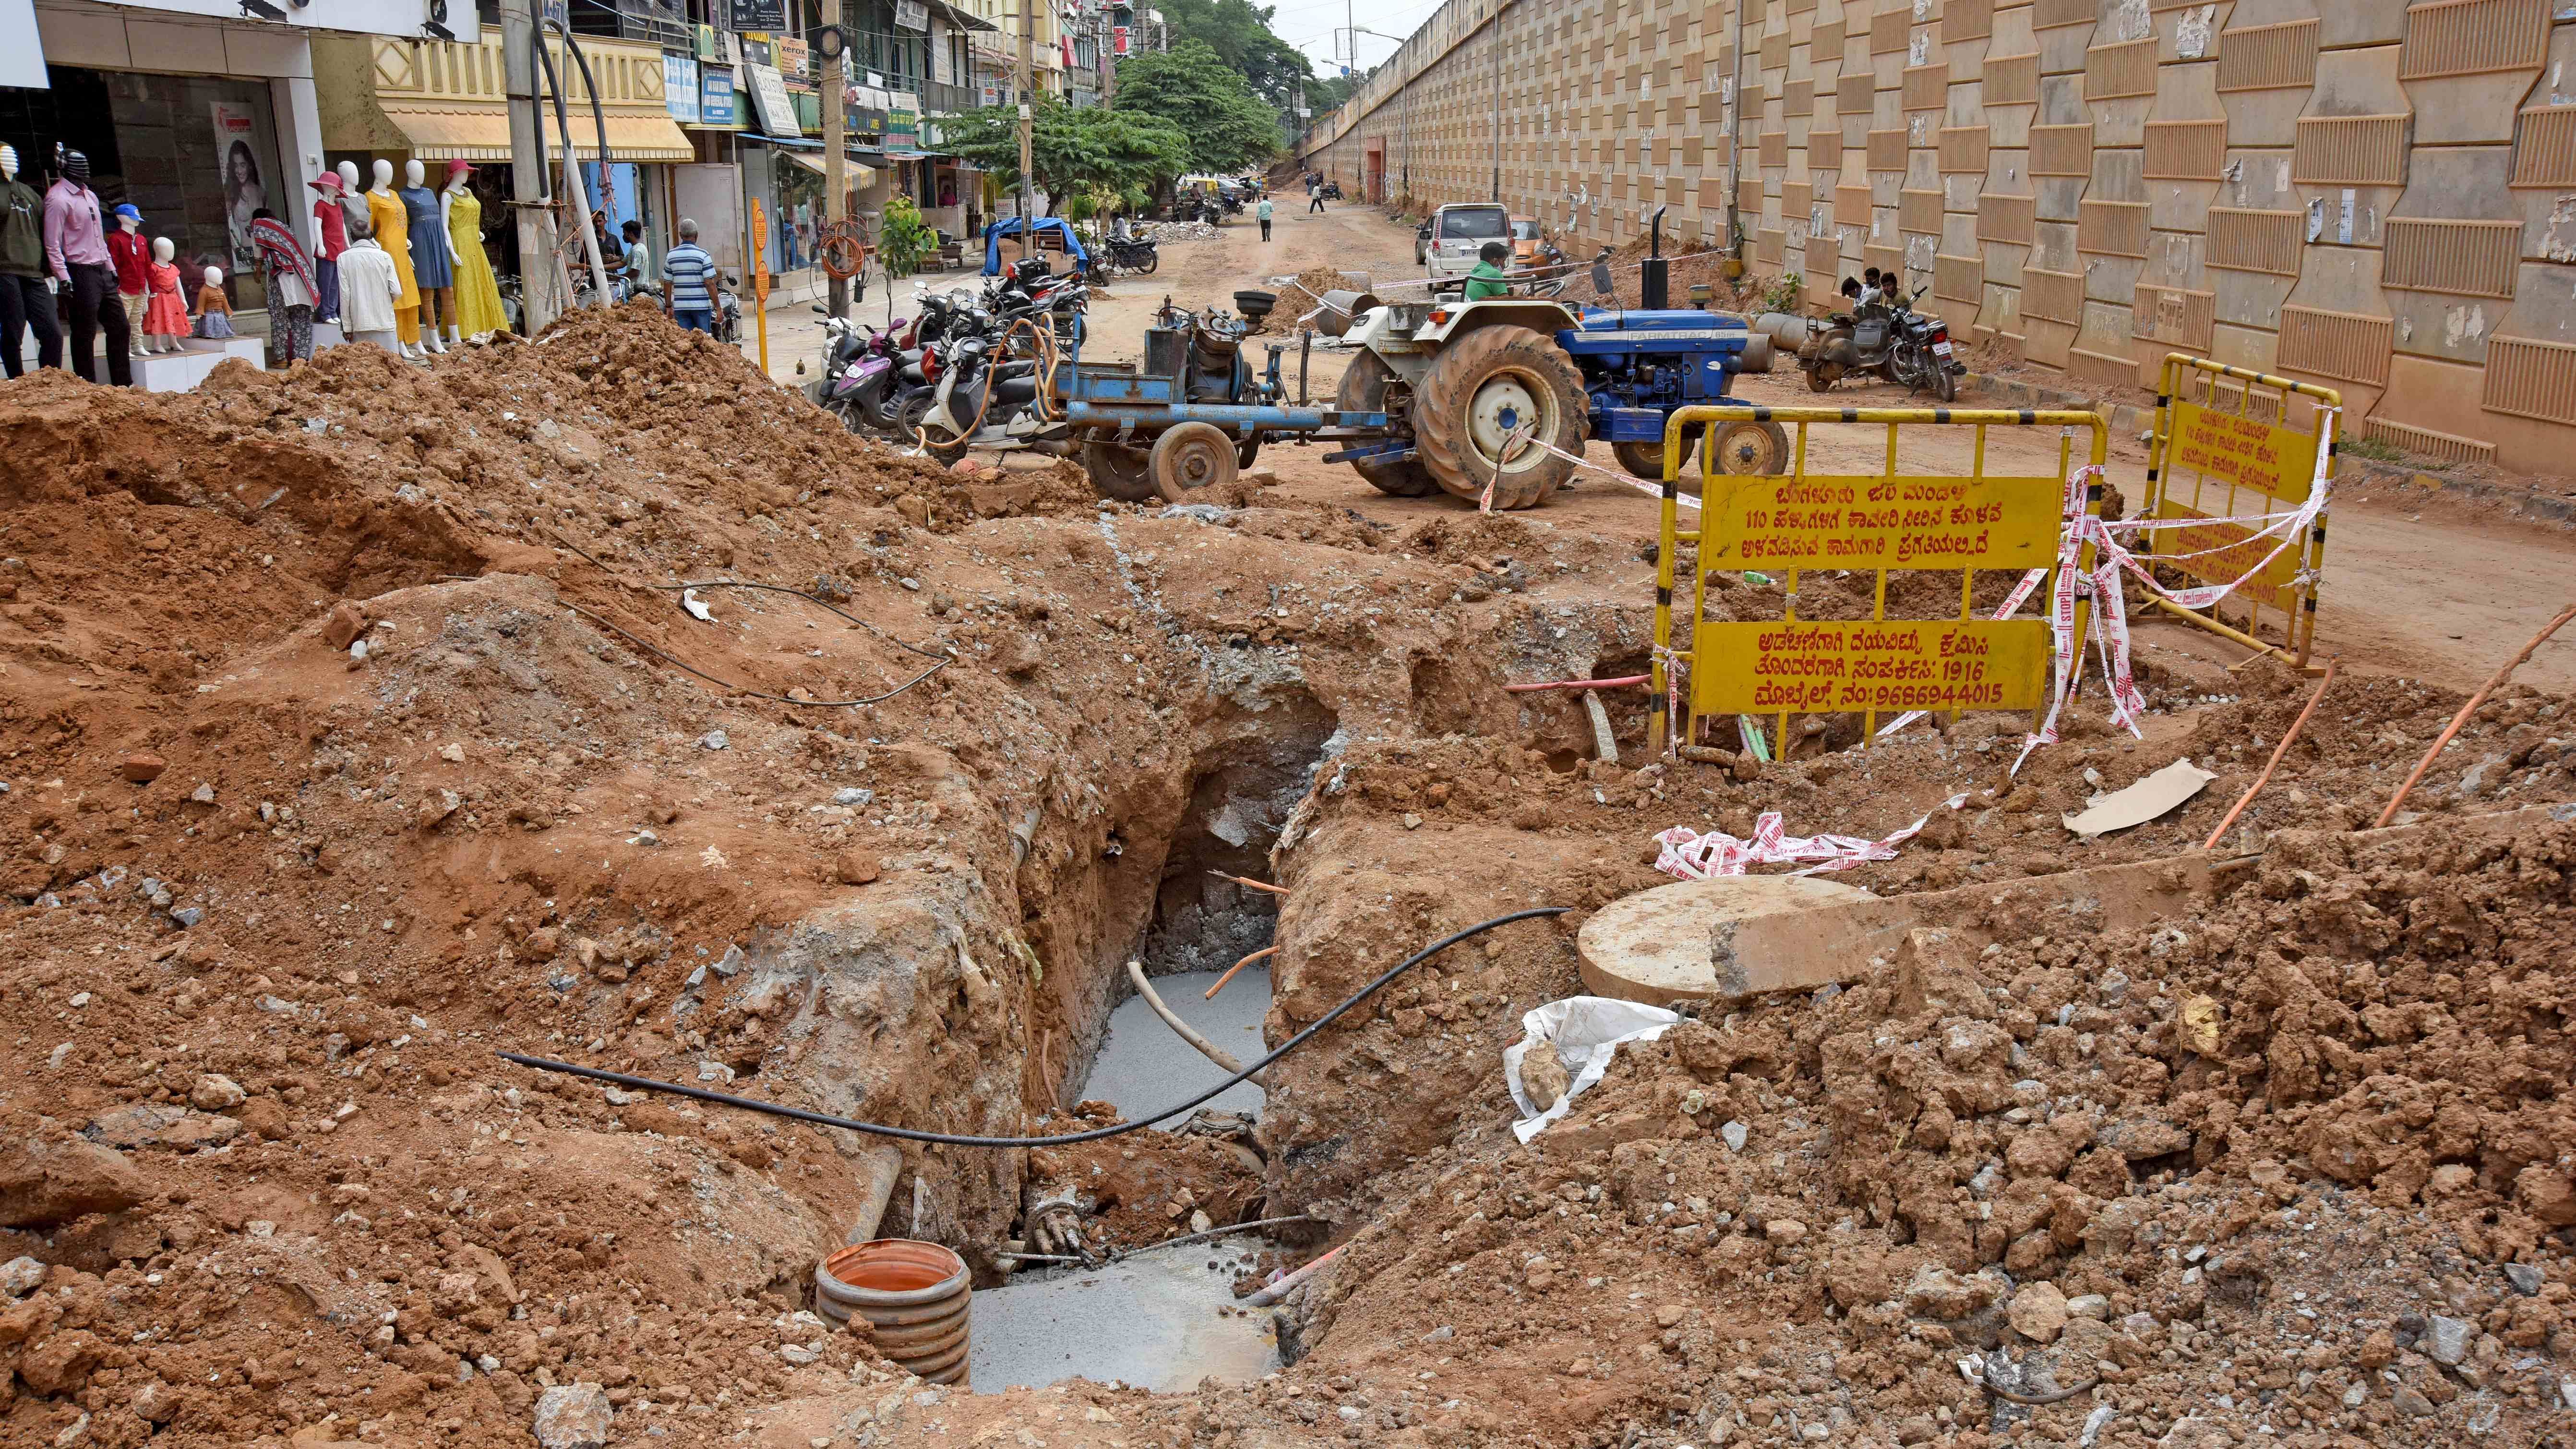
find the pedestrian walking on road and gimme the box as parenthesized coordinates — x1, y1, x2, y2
(1307, 180, 1324, 215)
(662, 217, 717, 336)
(1256, 194, 1273, 242)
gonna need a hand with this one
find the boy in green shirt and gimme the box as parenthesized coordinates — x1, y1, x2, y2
(1463, 241, 1511, 301)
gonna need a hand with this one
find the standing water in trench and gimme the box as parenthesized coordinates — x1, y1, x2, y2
(965, 963, 1281, 1391)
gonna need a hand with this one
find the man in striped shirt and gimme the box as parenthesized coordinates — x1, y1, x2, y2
(661, 217, 717, 335)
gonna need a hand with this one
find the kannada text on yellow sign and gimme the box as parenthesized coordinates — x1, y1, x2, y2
(2168, 400, 2318, 505)
(1692, 618, 2051, 716)
(1699, 475, 2062, 570)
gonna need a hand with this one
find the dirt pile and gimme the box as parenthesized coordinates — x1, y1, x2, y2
(3, 297, 2573, 1449)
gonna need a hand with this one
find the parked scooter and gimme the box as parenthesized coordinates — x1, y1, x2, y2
(916, 332, 1053, 464)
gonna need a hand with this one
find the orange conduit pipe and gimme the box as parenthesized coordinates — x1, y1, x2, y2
(2201, 656, 2336, 851)
(1205, 944, 1277, 999)
(2373, 601, 2576, 829)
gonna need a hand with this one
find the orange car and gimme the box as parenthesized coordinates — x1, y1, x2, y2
(1509, 215, 1546, 266)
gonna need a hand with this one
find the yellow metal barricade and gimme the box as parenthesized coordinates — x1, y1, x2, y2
(1648, 405, 2109, 759)
(2141, 353, 2337, 671)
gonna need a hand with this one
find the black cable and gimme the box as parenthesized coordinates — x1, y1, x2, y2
(564, 602, 949, 707)
(651, 579, 954, 663)
(500, 905, 1566, 1147)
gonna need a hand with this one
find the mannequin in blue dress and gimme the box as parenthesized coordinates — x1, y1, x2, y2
(399, 159, 456, 354)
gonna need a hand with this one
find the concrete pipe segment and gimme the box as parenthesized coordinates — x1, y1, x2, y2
(816, 1239, 973, 1385)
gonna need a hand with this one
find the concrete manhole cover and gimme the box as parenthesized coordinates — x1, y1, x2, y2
(1576, 876, 1876, 1003)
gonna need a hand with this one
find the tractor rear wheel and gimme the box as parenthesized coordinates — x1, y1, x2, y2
(1334, 350, 1438, 496)
(1413, 324, 1587, 509)
(1082, 441, 1158, 503)
(1148, 422, 1240, 502)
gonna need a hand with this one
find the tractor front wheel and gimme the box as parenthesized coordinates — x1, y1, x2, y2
(1335, 350, 1439, 496)
(1413, 325, 1587, 509)
(1612, 433, 1696, 482)
(1707, 418, 1792, 478)
(1148, 422, 1240, 502)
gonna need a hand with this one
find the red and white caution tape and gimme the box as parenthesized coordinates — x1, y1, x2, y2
(2010, 407, 2336, 773)
(1653, 793, 1969, 880)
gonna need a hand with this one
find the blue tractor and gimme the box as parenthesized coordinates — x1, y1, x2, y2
(1323, 291, 1789, 508)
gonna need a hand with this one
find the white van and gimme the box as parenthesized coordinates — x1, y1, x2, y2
(1416, 203, 1511, 282)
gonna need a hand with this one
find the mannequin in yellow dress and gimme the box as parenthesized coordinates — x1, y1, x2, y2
(364, 158, 421, 355)
(441, 161, 509, 339)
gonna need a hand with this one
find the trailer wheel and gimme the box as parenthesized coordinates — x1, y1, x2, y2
(1335, 351, 1438, 496)
(1708, 418, 1792, 478)
(1082, 441, 1159, 503)
(1148, 422, 1240, 502)
(1413, 324, 1586, 509)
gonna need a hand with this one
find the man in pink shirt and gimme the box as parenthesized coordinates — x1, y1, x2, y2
(42, 150, 130, 386)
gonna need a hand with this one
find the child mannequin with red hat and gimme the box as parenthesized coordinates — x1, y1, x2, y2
(307, 170, 347, 325)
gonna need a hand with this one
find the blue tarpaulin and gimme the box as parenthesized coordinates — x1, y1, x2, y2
(982, 217, 1090, 275)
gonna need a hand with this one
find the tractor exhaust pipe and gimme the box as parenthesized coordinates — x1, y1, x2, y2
(1641, 205, 1669, 311)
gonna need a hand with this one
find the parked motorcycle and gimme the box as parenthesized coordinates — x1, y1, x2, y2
(1102, 235, 1160, 275)
(1797, 288, 1962, 401)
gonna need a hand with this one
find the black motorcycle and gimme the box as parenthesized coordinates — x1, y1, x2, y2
(1102, 235, 1160, 275)
(1798, 287, 1962, 402)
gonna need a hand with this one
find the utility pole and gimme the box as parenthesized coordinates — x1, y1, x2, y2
(824, 0, 847, 317)
(1099, 7, 1114, 107)
(1488, 0, 1506, 204)
(500, 0, 562, 334)
(1723, 0, 1745, 262)
(1016, 0, 1034, 259)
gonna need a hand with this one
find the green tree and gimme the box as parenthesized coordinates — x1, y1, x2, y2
(1150, 0, 1315, 116)
(1109, 39, 1279, 174)
(938, 98, 1192, 213)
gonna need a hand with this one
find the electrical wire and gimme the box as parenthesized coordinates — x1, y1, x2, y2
(500, 906, 1566, 1147)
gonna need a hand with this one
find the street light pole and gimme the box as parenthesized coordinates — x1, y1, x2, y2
(500, 0, 562, 334)
(1488, 0, 1507, 204)
(1723, 0, 1745, 261)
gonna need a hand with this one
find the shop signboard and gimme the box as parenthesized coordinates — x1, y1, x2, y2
(727, 0, 785, 32)
(700, 66, 738, 127)
(665, 52, 701, 124)
(776, 35, 810, 83)
(694, 23, 717, 59)
(886, 92, 918, 146)
(89, 0, 438, 36)
(0, 0, 38, 89)
(743, 60, 802, 137)
(1113, 24, 1127, 54)
(894, 0, 927, 30)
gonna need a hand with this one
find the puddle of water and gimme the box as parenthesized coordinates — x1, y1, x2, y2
(967, 1238, 1279, 1391)
(1078, 966, 1270, 1125)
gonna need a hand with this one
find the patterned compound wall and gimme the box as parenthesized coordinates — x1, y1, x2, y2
(1296, 0, 2576, 475)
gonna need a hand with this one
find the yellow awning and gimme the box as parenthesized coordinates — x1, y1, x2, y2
(783, 150, 877, 182)
(383, 107, 695, 163)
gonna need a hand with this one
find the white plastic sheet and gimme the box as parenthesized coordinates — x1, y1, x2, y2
(1503, 996, 1684, 1143)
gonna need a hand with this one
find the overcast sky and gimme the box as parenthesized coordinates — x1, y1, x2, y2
(1266, 0, 1443, 91)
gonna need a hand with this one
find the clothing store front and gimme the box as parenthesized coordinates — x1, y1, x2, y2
(4, 0, 432, 327)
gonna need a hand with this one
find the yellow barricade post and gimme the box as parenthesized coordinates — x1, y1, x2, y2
(2141, 353, 2337, 672)
(1648, 406, 2109, 760)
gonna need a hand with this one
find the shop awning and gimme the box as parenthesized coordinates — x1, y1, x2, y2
(383, 107, 695, 163)
(782, 150, 878, 183)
